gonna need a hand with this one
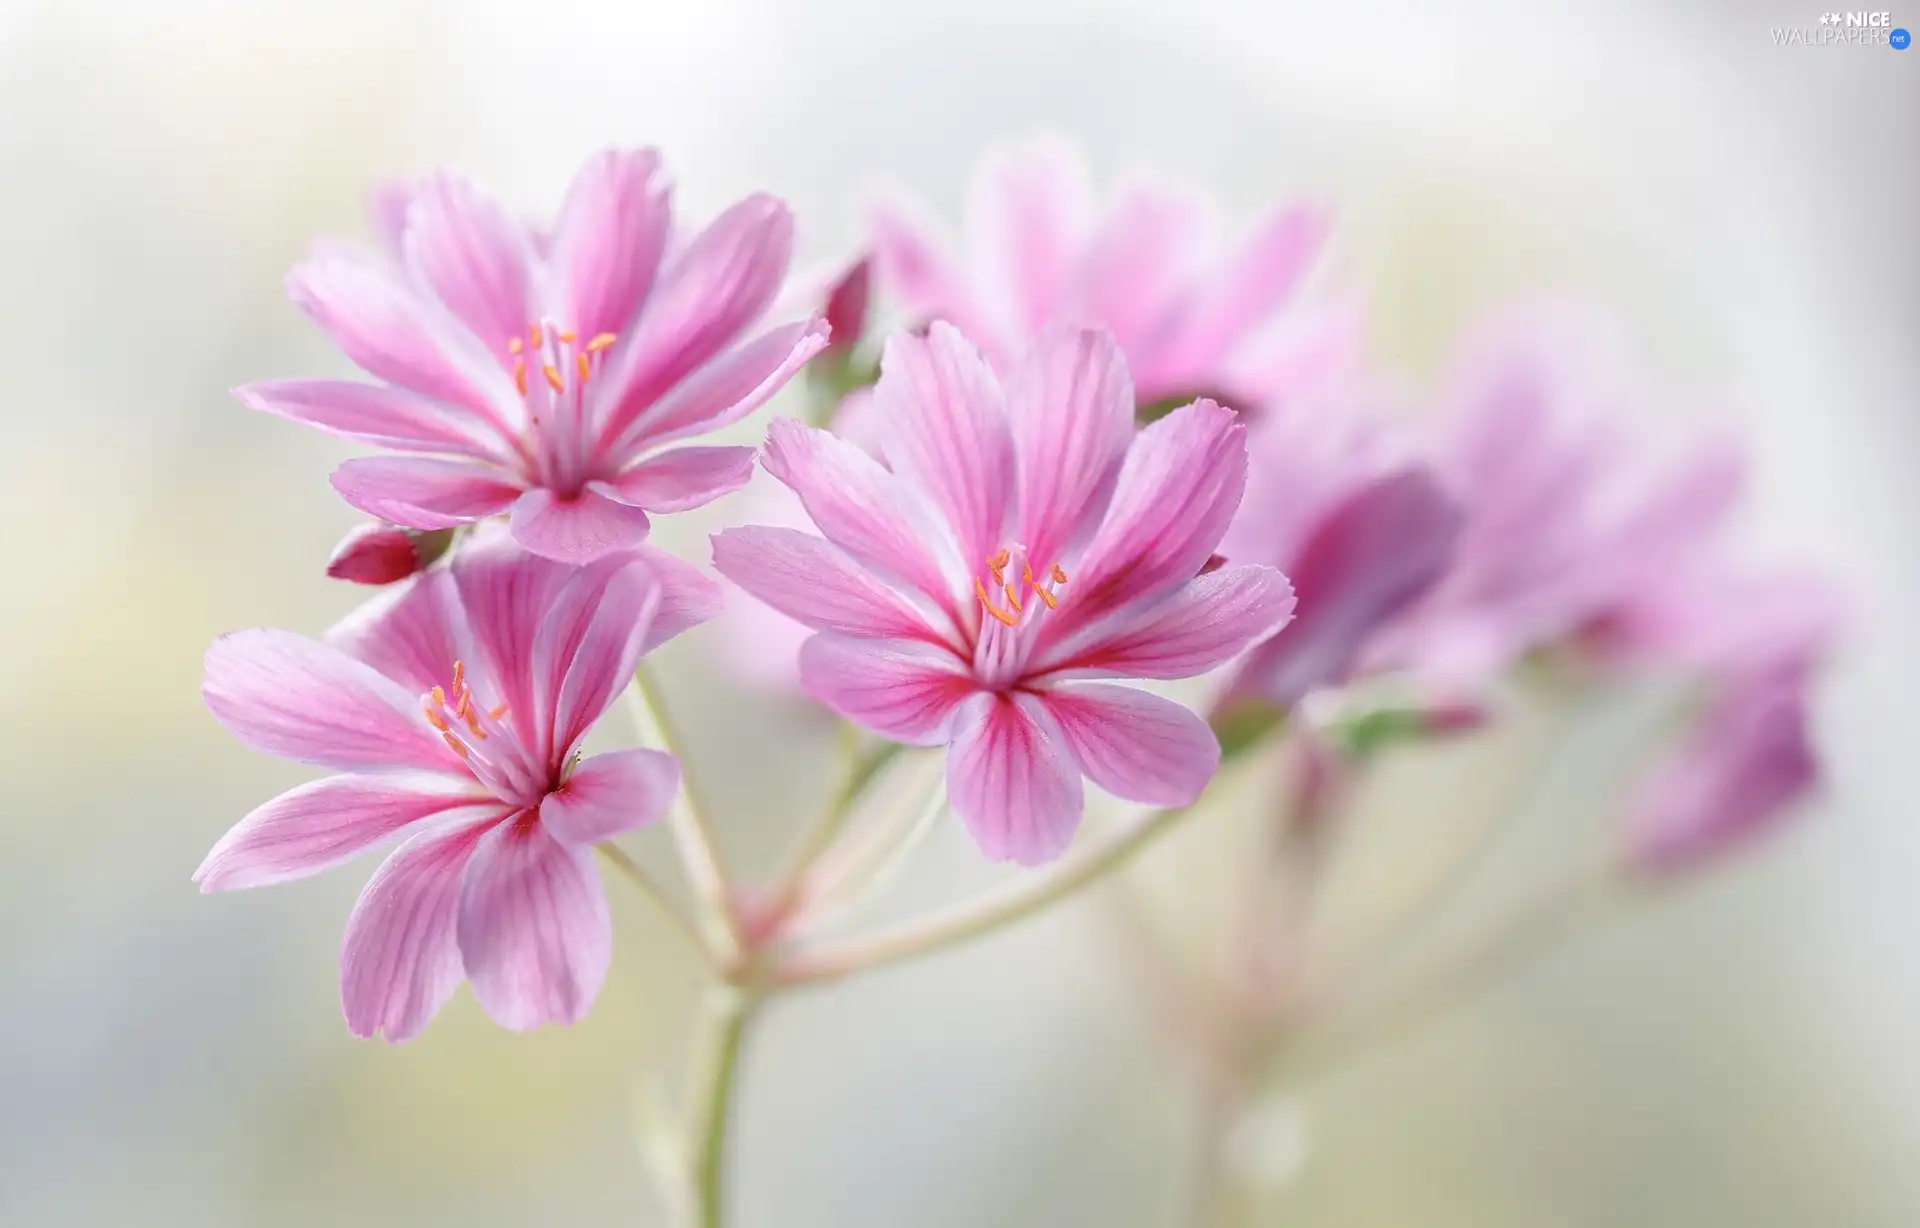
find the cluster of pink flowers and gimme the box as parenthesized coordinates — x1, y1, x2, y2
(199, 137, 1839, 1046)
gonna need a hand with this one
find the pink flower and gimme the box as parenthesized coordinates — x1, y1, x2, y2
(196, 533, 714, 1039)
(712, 324, 1296, 864)
(1219, 383, 1462, 708)
(868, 135, 1345, 412)
(1367, 305, 1751, 686)
(1621, 661, 1823, 876)
(243, 149, 830, 564)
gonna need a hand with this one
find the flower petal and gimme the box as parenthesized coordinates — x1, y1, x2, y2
(711, 527, 939, 642)
(964, 135, 1094, 336)
(1076, 174, 1208, 366)
(534, 559, 661, 761)
(287, 249, 517, 424)
(326, 567, 463, 697)
(1154, 204, 1328, 386)
(1232, 469, 1458, 707)
(548, 148, 671, 339)
(761, 418, 961, 620)
(508, 484, 653, 564)
(866, 188, 1008, 357)
(606, 446, 756, 514)
(605, 317, 830, 458)
(869, 321, 1014, 573)
(204, 629, 453, 771)
(797, 633, 975, 745)
(341, 814, 498, 1042)
(331, 456, 523, 529)
(1036, 564, 1295, 681)
(1039, 683, 1218, 808)
(401, 171, 535, 360)
(457, 811, 613, 1031)
(597, 194, 793, 443)
(1048, 398, 1247, 640)
(539, 748, 680, 847)
(946, 691, 1084, 865)
(237, 379, 509, 460)
(196, 774, 486, 892)
(630, 544, 726, 652)
(1007, 327, 1135, 570)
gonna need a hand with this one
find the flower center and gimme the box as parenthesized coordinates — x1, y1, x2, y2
(973, 547, 1069, 628)
(420, 660, 544, 803)
(505, 321, 619, 492)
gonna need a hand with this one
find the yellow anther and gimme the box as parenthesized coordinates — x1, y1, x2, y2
(529, 324, 544, 347)
(542, 364, 565, 394)
(1003, 582, 1023, 614)
(1051, 563, 1069, 584)
(558, 330, 577, 343)
(430, 685, 447, 709)
(576, 353, 591, 383)
(974, 578, 1020, 627)
(507, 336, 523, 354)
(585, 332, 617, 353)
(1034, 584, 1059, 610)
(441, 731, 471, 759)
(513, 359, 527, 395)
(423, 706, 451, 732)
(488, 702, 510, 720)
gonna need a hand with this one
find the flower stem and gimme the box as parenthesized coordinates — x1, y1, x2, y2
(683, 985, 756, 1228)
(629, 666, 738, 956)
(594, 843, 715, 965)
(778, 802, 1198, 987)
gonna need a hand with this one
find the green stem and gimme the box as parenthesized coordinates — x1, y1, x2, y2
(684, 987, 756, 1228)
(595, 843, 714, 965)
(778, 803, 1197, 987)
(629, 667, 738, 956)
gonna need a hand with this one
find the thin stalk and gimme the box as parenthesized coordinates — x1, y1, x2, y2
(778, 802, 1198, 987)
(628, 666, 738, 956)
(595, 843, 715, 964)
(682, 986, 756, 1228)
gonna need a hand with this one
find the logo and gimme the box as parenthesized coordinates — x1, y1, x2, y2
(1773, 10, 1906, 43)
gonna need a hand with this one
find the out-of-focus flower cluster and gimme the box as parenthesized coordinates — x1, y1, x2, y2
(192, 132, 1842, 1225)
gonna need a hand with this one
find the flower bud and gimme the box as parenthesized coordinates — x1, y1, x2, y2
(822, 256, 871, 359)
(325, 523, 453, 585)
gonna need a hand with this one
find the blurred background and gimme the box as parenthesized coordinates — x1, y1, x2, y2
(1, 0, 1915, 1224)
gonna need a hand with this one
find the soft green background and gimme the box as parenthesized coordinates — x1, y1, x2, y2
(1, 1, 1915, 1224)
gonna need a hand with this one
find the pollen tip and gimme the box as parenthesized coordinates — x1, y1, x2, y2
(513, 359, 527, 395)
(1051, 563, 1069, 584)
(507, 336, 523, 354)
(529, 324, 544, 347)
(576, 352, 591, 383)
(558, 329, 577, 343)
(586, 332, 617, 353)
(542, 364, 565, 394)
(430, 685, 446, 708)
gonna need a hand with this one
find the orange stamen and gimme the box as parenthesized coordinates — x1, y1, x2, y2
(586, 332, 617, 353)
(513, 359, 527, 395)
(451, 661, 465, 692)
(488, 702, 510, 720)
(1003, 581, 1023, 614)
(441, 731, 471, 759)
(975, 578, 1020, 627)
(463, 706, 488, 740)
(430, 685, 447, 709)
(558, 329, 577, 343)
(542, 364, 565, 394)
(1051, 563, 1068, 584)
(576, 353, 591, 383)
(989, 549, 1011, 570)
(507, 336, 523, 354)
(1034, 584, 1059, 610)
(423, 706, 451, 732)
(529, 324, 544, 347)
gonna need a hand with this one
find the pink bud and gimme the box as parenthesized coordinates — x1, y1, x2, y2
(822, 257, 871, 356)
(325, 523, 450, 585)
(1421, 699, 1489, 737)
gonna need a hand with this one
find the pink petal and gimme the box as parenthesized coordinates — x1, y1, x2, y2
(963, 135, 1095, 336)
(606, 446, 756, 514)
(761, 418, 962, 620)
(508, 484, 653, 564)
(331, 456, 523, 530)
(204, 629, 453, 771)
(1039, 683, 1218, 807)
(539, 748, 680, 847)
(237, 379, 509, 461)
(630, 544, 726, 652)
(341, 814, 498, 1042)
(401, 171, 536, 360)
(605, 317, 830, 459)
(1231, 470, 1458, 706)
(1154, 204, 1329, 386)
(548, 148, 671, 340)
(534, 559, 661, 760)
(287, 249, 516, 423)
(869, 322, 1014, 572)
(196, 774, 485, 892)
(368, 178, 415, 261)
(866, 189, 1008, 357)
(1036, 564, 1295, 681)
(457, 811, 613, 1031)
(1006, 327, 1135, 570)
(1076, 174, 1208, 363)
(797, 634, 975, 745)
(450, 535, 580, 742)
(1049, 398, 1249, 639)
(711, 527, 940, 642)
(945, 691, 1085, 865)
(597, 194, 793, 443)
(326, 568, 462, 696)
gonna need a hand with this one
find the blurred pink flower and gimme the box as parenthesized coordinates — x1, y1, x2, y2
(1621, 660, 1823, 875)
(244, 149, 828, 564)
(1366, 305, 1755, 687)
(196, 533, 714, 1039)
(1220, 384, 1462, 708)
(713, 324, 1295, 864)
(868, 135, 1347, 412)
